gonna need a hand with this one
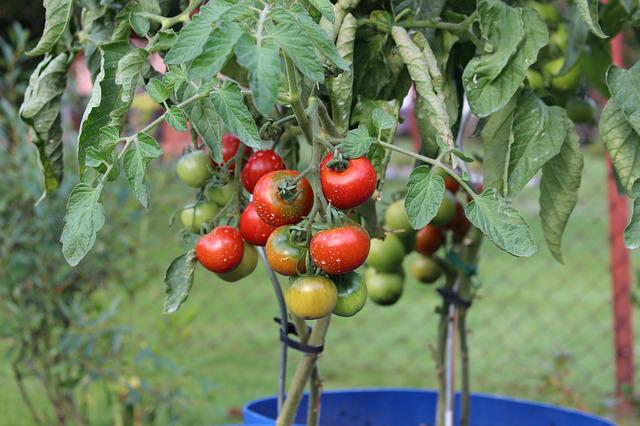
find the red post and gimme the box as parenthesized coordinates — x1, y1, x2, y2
(607, 32, 635, 413)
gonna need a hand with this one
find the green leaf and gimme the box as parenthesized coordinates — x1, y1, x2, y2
(463, 2, 548, 117)
(19, 53, 70, 198)
(339, 126, 373, 158)
(164, 251, 198, 314)
(178, 85, 223, 163)
(560, 6, 590, 75)
(166, 106, 188, 131)
(130, 13, 150, 36)
(28, 0, 73, 56)
(328, 13, 356, 134)
(307, 0, 335, 23)
(271, 20, 325, 81)
(272, 5, 348, 71)
(123, 132, 163, 208)
(372, 107, 395, 132)
(77, 41, 131, 169)
(600, 63, 640, 197)
(577, 0, 608, 38)
(539, 120, 584, 262)
(164, 0, 233, 64)
(146, 78, 170, 103)
(113, 47, 149, 118)
(404, 166, 446, 229)
(189, 22, 243, 82)
(624, 198, 640, 249)
(482, 91, 566, 197)
(210, 81, 261, 149)
(235, 35, 281, 116)
(61, 183, 105, 266)
(464, 189, 537, 257)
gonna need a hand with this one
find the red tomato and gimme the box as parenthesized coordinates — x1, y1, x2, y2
(241, 150, 285, 193)
(434, 168, 460, 193)
(195, 226, 244, 273)
(239, 202, 277, 246)
(253, 170, 314, 226)
(319, 154, 377, 210)
(415, 225, 443, 255)
(310, 225, 370, 274)
(211, 133, 252, 170)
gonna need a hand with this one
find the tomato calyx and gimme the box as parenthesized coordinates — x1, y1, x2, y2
(324, 152, 350, 172)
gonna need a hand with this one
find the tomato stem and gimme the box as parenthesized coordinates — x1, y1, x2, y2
(284, 55, 313, 145)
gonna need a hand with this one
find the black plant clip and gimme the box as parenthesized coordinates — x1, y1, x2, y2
(273, 318, 324, 354)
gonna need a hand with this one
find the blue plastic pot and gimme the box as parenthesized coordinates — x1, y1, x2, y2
(242, 388, 615, 426)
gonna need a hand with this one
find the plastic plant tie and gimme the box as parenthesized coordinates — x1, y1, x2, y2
(437, 287, 472, 309)
(445, 251, 477, 277)
(273, 318, 324, 355)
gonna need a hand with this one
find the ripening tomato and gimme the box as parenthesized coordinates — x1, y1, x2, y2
(566, 98, 596, 123)
(195, 226, 244, 273)
(239, 202, 276, 246)
(241, 150, 285, 193)
(180, 202, 219, 232)
(409, 254, 443, 284)
(253, 170, 314, 226)
(284, 275, 337, 320)
(211, 133, 252, 170)
(415, 225, 443, 255)
(217, 243, 258, 282)
(453, 213, 472, 243)
(431, 191, 457, 228)
(366, 234, 406, 273)
(206, 181, 236, 206)
(332, 272, 367, 317)
(433, 167, 460, 193)
(177, 150, 211, 188)
(265, 225, 307, 276)
(364, 267, 404, 306)
(319, 154, 377, 209)
(310, 225, 370, 274)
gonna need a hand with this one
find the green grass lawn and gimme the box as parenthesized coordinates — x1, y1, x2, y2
(1, 147, 638, 425)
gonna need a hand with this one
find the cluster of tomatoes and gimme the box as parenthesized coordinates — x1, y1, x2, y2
(365, 169, 472, 306)
(176, 134, 381, 320)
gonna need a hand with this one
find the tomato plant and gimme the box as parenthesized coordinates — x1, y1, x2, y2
(22, 0, 640, 424)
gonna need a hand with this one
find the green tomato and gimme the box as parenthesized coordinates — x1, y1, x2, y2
(566, 98, 596, 123)
(207, 182, 236, 206)
(364, 267, 404, 306)
(217, 243, 258, 282)
(332, 272, 368, 317)
(544, 57, 581, 92)
(431, 191, 456, 228)
(284, 275, 338, 320)
(550, 25, 568, 51)
(409, 254, 443, 284)
(177, 151, 211, 188)
(527, 69, 545, 90)
(527, 1, 560, 23)
(385, 200, 412, 232)
(367, 234, 406, 273)
(180, 202, 219, 232)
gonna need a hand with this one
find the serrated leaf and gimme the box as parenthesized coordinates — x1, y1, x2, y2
(130, 13, 150, 36)
(404, 166, 446, 229)
(164, 251, 198, 314)
(339, 126, 373, 158)
(482, 91, 566, 197)
(77, 41, 131, 169)
(146, 78, 170, 103)
(463, 2, 548, 117)
(151, 29, 178, 52)
(114, 47, 149, 114)
(235, 35, 281, 116)
(272, 5, 348, 71)
(19, 53, 70, 197)
(464, 189, 537, 257)
(624, 198, 640, 249)
(164, 0, 233, 64)
(372, 107, 395, 131)
(539, 120, 583, 262)
(28, 0, 73, 56)
(61, 183, 105, 266)
(328, 13, 356, 134)
(272, 20, 325, 82)
(178, 84, 223, 163)
(166, 106, 188, 131)
(210, 81, 261, 149)
(190, 21, 243, 82)
(123, 132, 163, 208)
(307, 0, 334, 23)
(577, 0, 608, 38)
